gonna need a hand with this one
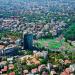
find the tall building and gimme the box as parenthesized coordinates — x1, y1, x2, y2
(23, 33, 33, 50)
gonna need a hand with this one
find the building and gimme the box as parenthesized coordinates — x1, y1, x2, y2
(4, 45, 20, 56)
(23, 33, 33, 50)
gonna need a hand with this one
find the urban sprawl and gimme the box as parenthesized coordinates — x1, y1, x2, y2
(0, 0, 75, 75)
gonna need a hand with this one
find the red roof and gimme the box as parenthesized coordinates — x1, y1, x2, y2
(38, 65, 46, 72)
(64, 60, 71, 64)
(31, 68, 38, 73)
(0, 71, 2, 73)
(60, 68, 70, 75)
(42, 71, 48, 75)
(9, 72, 15, 75)
(1, 66, 8, 72)
(0, 45, 5, 49)
(61, 72, 68, 75)
(9, 64, 14, 70)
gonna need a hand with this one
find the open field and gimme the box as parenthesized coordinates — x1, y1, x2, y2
(36, 37, 75, 50)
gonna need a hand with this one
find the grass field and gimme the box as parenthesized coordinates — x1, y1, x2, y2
(36, 37, 74, 49)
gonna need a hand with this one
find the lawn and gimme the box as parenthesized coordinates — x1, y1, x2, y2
(36, 37, 74, 49)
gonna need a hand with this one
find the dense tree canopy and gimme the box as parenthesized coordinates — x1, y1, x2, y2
(64, 23, 75, 41)
(0, 29, 22, 39)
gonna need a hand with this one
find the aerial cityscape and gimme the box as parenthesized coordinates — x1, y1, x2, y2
(0, 0, 75, 75)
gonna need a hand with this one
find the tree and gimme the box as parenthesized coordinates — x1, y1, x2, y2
(64, 23, 75, 41)
(40, 59, 47, 64)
